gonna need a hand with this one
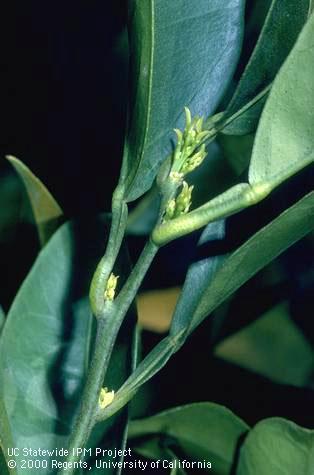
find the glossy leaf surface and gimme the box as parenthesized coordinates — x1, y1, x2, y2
(248, 13, 314, 186)
(0, 306, 4, 334)
(169, 220, 225, 336)
(0, 217, 135, 474)
(223, 0, 310, 135)
(129, 403, 249, 475)
(0, 398, 16, 475)
(180, 192, 314, 339)
(237, 418, 314, 474)
(123, 0, 245, 201)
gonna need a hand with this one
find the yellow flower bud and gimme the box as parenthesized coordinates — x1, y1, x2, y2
(104, 273, 119, 301)
(169, 171, 184, 183)
(175, 181, 193, 215)
(164, 199, 176, 221)
(181, 144, 207, 175)
(171, 107, 210, 176)
(163, 182, 193, 221)
(98, 387, 115, 409)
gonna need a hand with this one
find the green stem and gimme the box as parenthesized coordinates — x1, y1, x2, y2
(61, 313, 120, 473)
(96, 332, 182, 423)
(89, 186, 128, 317)
(60, 239, 159, 473)
(152, 182, 272, 246)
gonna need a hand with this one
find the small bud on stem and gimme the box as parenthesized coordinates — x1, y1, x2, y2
(104, 273, 119, 301)
(98, 387, 115, 409)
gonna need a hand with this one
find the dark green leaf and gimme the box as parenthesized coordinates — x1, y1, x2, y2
(248, 13, 314, 187)
(129, 403, 249, 475)
(237, 418, 314, 475)
(173, 192, 314, 340)
(170, 220, 225, 336)
(215, 302, 314, 386)
(222, 91, 267, 136)
(6, 156, 63, 246)
(123, 0, 245, 201)
(0, 217, 135, 474)
(0, 306, 4, 334)
(0, 171, 22, 244)
(0, 449, 10, 475)
(0, 397, 17, 474)
(170, 466, 187, 475)
(218, 133, 254, 175)
(223, 0, 310, 135)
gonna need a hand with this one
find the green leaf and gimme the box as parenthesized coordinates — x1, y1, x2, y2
(215, 302, 314, 387)
(170, 466, 187, 475)
(0, 398, 17, 475)
(173, 192, 314, 340)
(0, 450, 10, 475)
(0, 306, 4, 334)
(248, 12, 314, 187)
(129, 403, 249, 475)
(223, 0, 310, 135)
(169, 220, 225, 336)
(123, 0, 245, 201)
(0, 217, 135, 474)
(6, 156, 63, 246)
(237, 418, 314, 475)
(0, 170, 22, 244)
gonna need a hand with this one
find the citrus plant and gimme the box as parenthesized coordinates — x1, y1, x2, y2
(0, 1, 314, 474)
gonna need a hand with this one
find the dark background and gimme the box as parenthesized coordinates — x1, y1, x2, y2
(0, 0, 128, 215)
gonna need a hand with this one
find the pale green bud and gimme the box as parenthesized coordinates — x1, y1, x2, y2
(173, 129, 184, 162)
(163, 181, 193, 221)
(174, 128, 183, 144)
(195, 116, 204, 133)
(180, 144, 207, 174)
(169, 171, 184, 183)
(184, 106, 192, 129)
(175, 181, 194, 216)
(164, 199, 176, 221)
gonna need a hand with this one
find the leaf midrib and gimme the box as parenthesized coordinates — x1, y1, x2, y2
(126, 0, 155, 196)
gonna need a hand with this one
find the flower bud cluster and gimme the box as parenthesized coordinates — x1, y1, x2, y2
(162, 107, 211, 223)
(164, 181, 194, 221)
(173, 107, 210, 175)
